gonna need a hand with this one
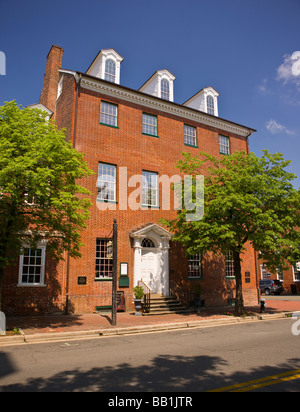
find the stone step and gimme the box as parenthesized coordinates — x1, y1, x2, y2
(143, 295, 195, 316)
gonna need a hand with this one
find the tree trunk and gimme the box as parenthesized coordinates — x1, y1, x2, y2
(233, 251, 245, 316)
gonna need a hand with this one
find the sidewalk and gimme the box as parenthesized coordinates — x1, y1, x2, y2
(1, 297, 300, 346)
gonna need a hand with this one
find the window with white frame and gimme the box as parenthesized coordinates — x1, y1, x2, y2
(19, 245, 46, 286)
(188, 254, 202, 278)
(225, 251, 235, 278)
(207, 95, 215, 115)
(293, 262, 300, 282)
(184, 125, 197, 147)
(142, 171, 159, 207)
(95, 238, 113, 279)
(142, 113, 157, 136)
(100, 101, 118, 127)
(219, 135, 230, 155)
(161, 79, 170, 100)
(97, 163, 117, 202)
(277, 268, 284, 282)
(260, 264, 268, 279)
(104, 59, 116, 83)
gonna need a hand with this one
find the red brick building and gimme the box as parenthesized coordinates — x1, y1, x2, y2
(256, 255, 300, 295)
(2, 45, 259, 315)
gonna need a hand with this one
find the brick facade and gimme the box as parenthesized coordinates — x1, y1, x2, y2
(1, 45, 259, 315)
(256, 255, 300, 295)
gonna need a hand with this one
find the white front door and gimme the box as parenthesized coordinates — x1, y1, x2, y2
(141, 248, 159, 293)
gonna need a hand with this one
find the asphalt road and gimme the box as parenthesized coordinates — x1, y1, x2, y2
(0, 318, 299, 394)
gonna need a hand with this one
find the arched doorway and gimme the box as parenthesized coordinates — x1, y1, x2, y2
(130, 224, 172, 296)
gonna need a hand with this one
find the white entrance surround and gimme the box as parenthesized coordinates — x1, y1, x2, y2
(130, 224, 172, 296)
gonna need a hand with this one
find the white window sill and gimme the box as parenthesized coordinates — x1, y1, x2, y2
(17, 284, 47, 287)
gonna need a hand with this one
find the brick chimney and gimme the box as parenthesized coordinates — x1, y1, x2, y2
(39, 45, 64, 114)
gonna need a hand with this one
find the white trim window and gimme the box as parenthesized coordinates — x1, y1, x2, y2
(260, 264, 268, 280)
(207, 95, 215, 115)
(19, 244, 47, 286)
(225, 251, 235, 278)
(142, 113, 158, 136)
(104, 59, 116, 83)
(219, 135, 230, 155)
(188, 254, 202, 278)
(100, 101, 118, 127)
(142, 171, 159, 207)
(97, 163, 117, 202)
(161, 79, 170, 101)
(95, 238, 113, 279)
(293, 263, 300, 282)
(184, 124, 197, 147)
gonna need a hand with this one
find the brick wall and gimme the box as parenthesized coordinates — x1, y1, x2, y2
(57, 85, 258, 313)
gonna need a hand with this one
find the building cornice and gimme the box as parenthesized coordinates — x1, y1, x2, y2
(66, 70, 256, 138)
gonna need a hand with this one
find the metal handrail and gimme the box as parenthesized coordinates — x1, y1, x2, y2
(137, 280, 151, 313)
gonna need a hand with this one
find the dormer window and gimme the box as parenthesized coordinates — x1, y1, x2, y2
(86, 49, 124, 84)
(105, 59, 116, 83)
(161, 79, 170, 101)
(183, 87, 219, 117)
(207, 95, 215, 115)
(139, 70, 176, 102)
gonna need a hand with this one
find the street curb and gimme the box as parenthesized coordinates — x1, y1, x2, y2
(0, 312, 293, 347)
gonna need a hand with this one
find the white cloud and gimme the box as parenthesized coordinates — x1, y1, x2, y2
(258, 78, 273, 95)
(277, 51, 300, 88)
(266, 119, 295, 136)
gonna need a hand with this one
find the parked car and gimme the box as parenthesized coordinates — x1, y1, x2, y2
(259, 279, 284, 296)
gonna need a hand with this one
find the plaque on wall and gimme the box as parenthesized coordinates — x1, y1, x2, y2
(78, 276, 87, 285)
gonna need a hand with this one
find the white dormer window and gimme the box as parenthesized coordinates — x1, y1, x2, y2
(105, 59, 116, 83)
(161, 79, 170, 100)
(86, 49, 124, 84)
(139, 70, 176, 102)
(183, 87, 219, 117)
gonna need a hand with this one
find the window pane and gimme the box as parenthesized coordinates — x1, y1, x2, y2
(19, 247, 45, 285)
(184, 125, 197, 146)
(95, 239, 113, 278)
(207, 95, 215, 115)
(97, 163, 116, 202)
(219, 135, 230, 155)
(161, 79, 170, 100)
(142, 171, 158, 207)
(225, 252, 235, 278)
(100, 102, 118, 127)
(105, 59, 116, 83)
(188, 254, 202, 278)
(294, 263, 300, 281)
(142, 113, 157, 136)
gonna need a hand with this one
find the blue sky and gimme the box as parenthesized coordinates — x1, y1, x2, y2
(1, 0, 300, 187)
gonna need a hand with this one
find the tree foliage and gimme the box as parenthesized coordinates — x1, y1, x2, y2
(164, 150, 300, 315)
(0, 101, 94, 304)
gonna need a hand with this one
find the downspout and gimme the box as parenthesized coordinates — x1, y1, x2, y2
(65, 73, 82, 315)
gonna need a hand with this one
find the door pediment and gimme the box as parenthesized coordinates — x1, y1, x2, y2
(130, 223, 172, 242)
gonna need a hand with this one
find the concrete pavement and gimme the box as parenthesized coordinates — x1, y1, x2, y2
(1, 296, 300, 346)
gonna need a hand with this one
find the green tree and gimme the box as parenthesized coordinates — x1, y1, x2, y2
(164, 150, 300, 316)
(0, 101, 94, 310)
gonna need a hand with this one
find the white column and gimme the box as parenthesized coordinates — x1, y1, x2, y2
(133, 236, 143, 286)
